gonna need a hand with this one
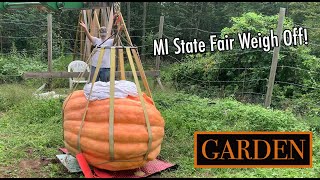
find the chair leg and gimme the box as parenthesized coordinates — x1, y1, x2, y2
(69, 79, 73, 90)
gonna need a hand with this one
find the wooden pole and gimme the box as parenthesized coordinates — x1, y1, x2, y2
(264, 8, 286, 108)
(80, 11, 84, 61)
(119, 12, 133, 46)
(47, 13, 53, 91)
(155, 16, 164, 71)
(127, 2, 130, 34)
(73, 13, 81, 61)
(101, 8, 107, 27)
(84, 10, 91, 61)
(0, 29, 2, 54)
(106, 5, 114, 39)
(154, 16, 164, 90)
(141, 2, 147, 61)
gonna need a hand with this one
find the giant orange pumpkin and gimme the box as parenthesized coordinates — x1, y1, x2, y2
(62, 90, 165, 171)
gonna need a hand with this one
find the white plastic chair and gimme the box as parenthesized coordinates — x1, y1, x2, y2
(68, 60, 90, 90)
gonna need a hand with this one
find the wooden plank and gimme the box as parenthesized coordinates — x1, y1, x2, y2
(264, 8, 286, 108)
(94, 9, 100, 30)
(89, 10, 96, 37)
(90, 9, 99, 37)
(34, 83, 46, 94)
(156, 77, 164, 90)
(86, 10, 92, 29)
(23, 70, 160, 79)
(101, 8, 107, 27)
(119, 12, 133, 46)
(107, 7, 110, 19)
(47, 13, 53, 91)
(106, 5, 114, 38)
(96, 8, 100, 19)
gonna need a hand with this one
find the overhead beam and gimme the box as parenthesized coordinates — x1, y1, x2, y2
(0, 2, 113, 11)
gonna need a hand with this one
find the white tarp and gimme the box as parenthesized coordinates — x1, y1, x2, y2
(83, 80, 138, 101)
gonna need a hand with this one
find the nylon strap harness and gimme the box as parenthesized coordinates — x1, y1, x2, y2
(75, 46, 153, 163)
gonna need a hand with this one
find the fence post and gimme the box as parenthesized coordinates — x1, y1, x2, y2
(154, 16, 164, 90)
(0, 28, 2, 54)
(141, 2, 147, 61)
(264, 8, 286, 108)
(47, 13, 53, 91)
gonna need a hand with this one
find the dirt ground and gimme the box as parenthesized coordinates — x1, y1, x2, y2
(0, 147, 60, 178)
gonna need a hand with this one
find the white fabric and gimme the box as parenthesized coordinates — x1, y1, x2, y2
(91, 37, 114, 68)
(83, 80, 138, 101)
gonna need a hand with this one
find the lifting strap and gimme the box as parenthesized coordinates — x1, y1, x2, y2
(126, 47, 153, 161)
(131, 49, 153, 100)
(109, 47, 116, 161)
(77, 47, 106, 152)
(72, 46, 152, 162)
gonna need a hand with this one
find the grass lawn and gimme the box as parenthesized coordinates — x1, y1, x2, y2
(0, 83, 319, 178)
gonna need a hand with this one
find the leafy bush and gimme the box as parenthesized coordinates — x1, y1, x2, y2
(164, 12, 320, 117)
(0, 44, 47, 83)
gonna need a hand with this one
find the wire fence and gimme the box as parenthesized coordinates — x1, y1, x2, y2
(1, 7, 320, 117)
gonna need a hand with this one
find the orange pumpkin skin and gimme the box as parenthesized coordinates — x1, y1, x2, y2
(62, 90, 165, 171)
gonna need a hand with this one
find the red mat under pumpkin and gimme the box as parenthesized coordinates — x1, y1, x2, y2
(58, 148, 177, 178)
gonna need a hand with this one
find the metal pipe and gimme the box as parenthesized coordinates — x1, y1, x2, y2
(5, 2, 41, 7)
(3, 2, 42, 9)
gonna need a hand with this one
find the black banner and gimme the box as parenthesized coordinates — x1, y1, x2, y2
(194, 132, 312, 168)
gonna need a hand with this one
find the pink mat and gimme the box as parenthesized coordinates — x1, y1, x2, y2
(58, 148, 177, 178)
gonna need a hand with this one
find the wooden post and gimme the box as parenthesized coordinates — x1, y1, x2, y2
(73, 13, 82, 61)
(127, 2, 130, 34)
(106, 6, 114, 39)
(154, 16, 164, 90)
(119, 12, 133, 46)
(47, 13, 53, 91)
(83, 10, 91, 61)
(80, 11, 84, 61)
(141, 2, 147, 61)
(264, 8, 286, 108)
(101, 8, 107, 26)
(0, 28, 2, 54)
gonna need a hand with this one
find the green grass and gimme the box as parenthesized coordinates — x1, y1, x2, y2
(0, 83, 319, 178)
(152, 91, 320, 178)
